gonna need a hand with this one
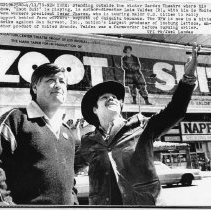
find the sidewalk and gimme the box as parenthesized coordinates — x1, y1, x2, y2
(200, 171, 211, 178)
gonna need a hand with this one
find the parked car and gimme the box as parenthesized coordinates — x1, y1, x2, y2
(75, 169, 89, 204)
(154, 161, 202, 186)
(75, 161, 202, 203)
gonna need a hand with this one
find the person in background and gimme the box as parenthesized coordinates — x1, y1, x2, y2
(121, 45, 152, 105)
(0, 63, 78, 205)
(75, 43, 200, 205)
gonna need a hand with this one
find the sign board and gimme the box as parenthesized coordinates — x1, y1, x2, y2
(164, 136, 181, 142)
(0, 33, 211, 112)
(181, 121, 211, 142)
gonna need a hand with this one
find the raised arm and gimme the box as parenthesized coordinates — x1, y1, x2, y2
(144, 43, 200, 140)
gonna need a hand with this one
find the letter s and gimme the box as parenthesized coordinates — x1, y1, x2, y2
(153, 62, 175, 91)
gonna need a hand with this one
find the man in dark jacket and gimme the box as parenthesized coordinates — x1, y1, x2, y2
(75, 44, 200, 205)
(0, 63, 78, 205)
(121, 45, 151, 105)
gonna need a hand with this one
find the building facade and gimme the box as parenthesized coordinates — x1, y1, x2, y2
(0, 33, 211, 169)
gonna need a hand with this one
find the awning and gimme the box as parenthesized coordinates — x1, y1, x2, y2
(153, 141, 189, 151)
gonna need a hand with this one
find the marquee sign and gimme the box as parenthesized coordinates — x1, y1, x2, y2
(0, 33, 211, 113)
(1, 45, 211, 96)
(181, 122, 211, 142)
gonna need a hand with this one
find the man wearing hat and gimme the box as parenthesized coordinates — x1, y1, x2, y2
(121, 45, 151, 105)
(0, 63, 78, 205)
(75, 44, 200, 205)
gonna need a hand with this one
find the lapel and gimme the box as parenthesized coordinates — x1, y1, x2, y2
(106, 121, 126, 146)
(90, 118, 137, 148)
(92, 129, 108, 146)
(108, 114, 145, 148)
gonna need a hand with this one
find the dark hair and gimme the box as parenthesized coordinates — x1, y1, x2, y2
(30, 63, 66, 101)
(123, 45, 132, 53)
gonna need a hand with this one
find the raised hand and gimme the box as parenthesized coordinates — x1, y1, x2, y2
(184, 42, 201, 77)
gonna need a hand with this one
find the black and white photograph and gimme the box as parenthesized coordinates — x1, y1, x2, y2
(0, 0, 211, 208)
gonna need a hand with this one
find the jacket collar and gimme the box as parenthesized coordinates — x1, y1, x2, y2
(92, 114, 147, 146)
(26, 100, 68, 135)
(95, 118, 126, 146)
(26, 100, 64, 123)
(26, 100, 48, 119)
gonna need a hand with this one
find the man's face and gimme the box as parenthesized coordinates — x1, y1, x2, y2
(125, 48, 132, 57)
(93, 93, 122, 119)
(33, 72, 67, 108)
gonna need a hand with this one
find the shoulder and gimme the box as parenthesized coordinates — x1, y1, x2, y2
(0, 108, 26, 125)
(122, 55, 128, 61)
(131, 54, 138, 59)
(0, 109, 26, 151)
(81, 129, 99, 146)
(81, 130, 96, 141)
(77, 130, 96, 151)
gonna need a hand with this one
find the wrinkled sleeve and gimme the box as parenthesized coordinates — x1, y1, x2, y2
(74, 134, 91, 175)
(0, 110, 18, 205)
(144, 80, 195, 140)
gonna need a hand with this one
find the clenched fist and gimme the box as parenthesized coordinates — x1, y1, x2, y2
(184, 42, 201, 77)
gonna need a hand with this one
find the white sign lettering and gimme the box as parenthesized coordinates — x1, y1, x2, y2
(154, 63, 210, 93)
(83, 56, 108, 86)
(182, 135, 211, 142)
(0, 50, 20, 83)
(164, 136, 181, 142)
(54, 54, 85, 85)
(0, 50, 105, 85)
(197, 67, 209, 93)
(18, 52, 50, 83)
(0, 49, 211, 94)
(154, 62, 175, 91)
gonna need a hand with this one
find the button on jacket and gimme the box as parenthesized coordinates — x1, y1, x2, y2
(75, 81, 195, 205)
(0, 101, 78, 205)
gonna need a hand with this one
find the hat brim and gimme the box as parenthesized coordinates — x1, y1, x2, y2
(81, 81, 125, 126)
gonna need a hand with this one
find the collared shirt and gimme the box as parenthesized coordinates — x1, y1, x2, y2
(0, 103, 78, 204)
(26, 100, 64, 138)
(99, 117, 126, 144)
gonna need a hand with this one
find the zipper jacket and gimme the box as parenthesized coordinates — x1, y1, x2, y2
(75, 80, 195, 205)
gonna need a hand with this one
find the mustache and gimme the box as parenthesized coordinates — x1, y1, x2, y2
(105, 98, 118, 106)
(51, 90, 64, 94)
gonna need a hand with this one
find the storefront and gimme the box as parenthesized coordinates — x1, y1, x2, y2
(181, 114, 211, 170)
(153, 141, 191, 169)
(162, 113, 211, 170)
